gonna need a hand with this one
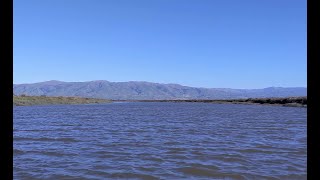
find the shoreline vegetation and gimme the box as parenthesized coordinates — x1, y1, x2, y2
(13, 95, 307, 108)
(13, 95, 111, 106)
(115, 96, 307, 108)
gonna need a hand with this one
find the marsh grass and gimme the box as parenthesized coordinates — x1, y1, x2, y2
(13, 95, 111, 106)
(121, 97, 307, 107)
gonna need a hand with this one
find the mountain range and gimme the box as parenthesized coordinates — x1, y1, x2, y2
(13, 80, 307, 100)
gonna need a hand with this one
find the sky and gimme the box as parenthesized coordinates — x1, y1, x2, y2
(13, 0, 306, 89)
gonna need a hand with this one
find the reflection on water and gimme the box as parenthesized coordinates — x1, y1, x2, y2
(14, 102, 306, 179)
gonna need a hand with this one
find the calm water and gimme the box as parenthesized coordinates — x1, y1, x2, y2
(14, 102, 307, 180)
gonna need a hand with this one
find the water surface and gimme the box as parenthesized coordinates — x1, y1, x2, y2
(14, 102, 307, 179)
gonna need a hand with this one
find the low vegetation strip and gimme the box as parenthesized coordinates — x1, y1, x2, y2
(13, 95, 112, 106)
(117, 96, 307, 107)
(13, 95, 306, 107)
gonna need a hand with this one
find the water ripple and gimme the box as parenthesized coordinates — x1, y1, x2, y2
(14, 102, 307, 179)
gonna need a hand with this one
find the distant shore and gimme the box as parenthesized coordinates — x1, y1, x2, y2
(114, 96, 307, 108)
(13, 95, 307, 108)
(13, 95, 112, 106)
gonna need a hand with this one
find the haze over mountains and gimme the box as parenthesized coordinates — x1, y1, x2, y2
(13, 80, 307, 100)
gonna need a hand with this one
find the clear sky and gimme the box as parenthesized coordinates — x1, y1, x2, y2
(13, 0, 306, 89)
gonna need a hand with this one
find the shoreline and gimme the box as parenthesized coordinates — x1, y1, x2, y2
(13, 95, 307, 108)
(13, 95, 112, 106)
(113, 96, 307, 108)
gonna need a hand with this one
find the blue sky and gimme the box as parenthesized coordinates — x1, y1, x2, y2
(13, 0, 306, 89)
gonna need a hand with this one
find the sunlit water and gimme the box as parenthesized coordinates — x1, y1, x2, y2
(14, 102, 307, 179)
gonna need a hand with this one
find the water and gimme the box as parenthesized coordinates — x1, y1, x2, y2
(14, 102, 307, 179)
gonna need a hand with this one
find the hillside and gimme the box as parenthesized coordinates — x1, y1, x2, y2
(13, 80, 307, 100)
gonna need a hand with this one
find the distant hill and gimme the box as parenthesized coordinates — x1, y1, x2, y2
(13, 80, 307, 100)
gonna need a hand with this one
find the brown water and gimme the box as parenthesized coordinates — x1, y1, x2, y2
(14, 102, 307, 179)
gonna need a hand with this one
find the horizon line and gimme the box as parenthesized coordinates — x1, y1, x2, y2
(13, 80, 307, 90)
